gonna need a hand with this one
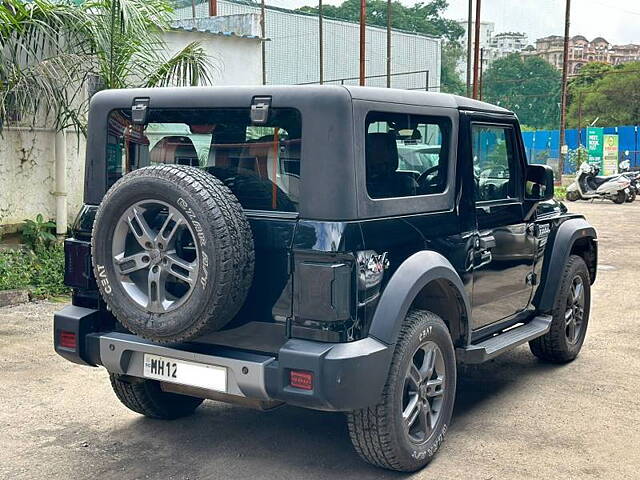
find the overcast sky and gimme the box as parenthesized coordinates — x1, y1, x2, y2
(273, 0, 640, 45)
(445, 0, 640, 45)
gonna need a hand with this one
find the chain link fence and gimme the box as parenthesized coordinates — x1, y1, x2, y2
(172, 0, 441, 90)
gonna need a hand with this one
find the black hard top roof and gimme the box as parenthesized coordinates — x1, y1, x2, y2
(89, 84, 513, 115)
(344, 86, 513, 114)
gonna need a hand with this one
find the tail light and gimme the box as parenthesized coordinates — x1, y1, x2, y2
(289, 370, 313, 390)
(59, 330, 77, 350)
(292, 252, 353, 341)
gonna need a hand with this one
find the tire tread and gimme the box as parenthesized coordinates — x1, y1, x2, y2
(347, 310, 454, 472)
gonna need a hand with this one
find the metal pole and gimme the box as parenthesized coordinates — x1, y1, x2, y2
(466, 0, 473, 97)
(261, 0, 266, 85)
(479, 47, 484, 100)
(359, 0, 366, 86)
(578, 90, 583, 146)
(191, 0, 196, 19)
(319, 0, 323, 84)
(208, 0, 217, 17)
(558, 0, 571, 179)
(386, 0, 391, 88)
(472, 0, 481, 99)
(425, 70, 430, 91)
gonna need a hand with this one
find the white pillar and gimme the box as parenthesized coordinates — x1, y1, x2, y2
(54, 130, 67, 235)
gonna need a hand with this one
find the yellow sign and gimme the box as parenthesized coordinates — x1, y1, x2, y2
(602, 134, 619, 175)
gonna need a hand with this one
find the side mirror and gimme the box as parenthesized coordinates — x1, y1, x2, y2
(525, 164, 554, 202)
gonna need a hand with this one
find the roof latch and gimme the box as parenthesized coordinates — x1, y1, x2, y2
(250, 96, 271, 125)
(131, 97, 150, 125)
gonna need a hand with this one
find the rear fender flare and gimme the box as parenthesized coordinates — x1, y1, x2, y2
(368, 250, 471, 347)
(534, 217, 597, 313)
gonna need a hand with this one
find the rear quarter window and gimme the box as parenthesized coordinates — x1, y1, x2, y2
(365, 111, 451, 200)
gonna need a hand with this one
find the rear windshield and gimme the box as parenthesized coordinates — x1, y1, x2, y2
(106, 108, 301, 212)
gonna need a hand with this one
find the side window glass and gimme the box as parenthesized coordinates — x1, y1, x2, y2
(472, 125, 517, 202)
(365, 112, 450, 199)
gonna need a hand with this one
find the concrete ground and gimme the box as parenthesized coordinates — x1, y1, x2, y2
(1, 200, 639, 480)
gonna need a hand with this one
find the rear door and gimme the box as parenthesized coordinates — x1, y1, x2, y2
(102, 106, 301, 352)
(469, 119, 536, 329)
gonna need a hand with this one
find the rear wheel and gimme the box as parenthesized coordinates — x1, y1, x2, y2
(530, 255, 590, 363)
(347, 310, 456, 472)
(109, 374, 203, 419)
(612, 190, 626, 204)
(565, 190, 580, 202)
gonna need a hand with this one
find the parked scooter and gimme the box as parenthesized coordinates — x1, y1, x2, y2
(619, 159, 639, 202)
(566, 162, 630, 203)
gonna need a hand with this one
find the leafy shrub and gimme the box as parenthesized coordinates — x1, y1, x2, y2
(22, 214, 57, 251)
(0, 249, 35, 291)
(0, 243, 69, 297)
(31, 244, 68, 296)
(555, 186, 567, 201)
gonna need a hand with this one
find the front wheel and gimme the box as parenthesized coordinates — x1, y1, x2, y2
(626, 189, 636, 202)
(529, 255, 590, 363)
(347, 310, 456, 472)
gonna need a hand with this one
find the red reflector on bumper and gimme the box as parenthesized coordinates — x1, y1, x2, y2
(59, 331, 77, 350)
(290, 370, 313, 390)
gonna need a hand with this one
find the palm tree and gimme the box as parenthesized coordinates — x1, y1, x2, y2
(0, 0, 215, 132)
(0, 0, 88, 130)
(83, 0, 215, 90)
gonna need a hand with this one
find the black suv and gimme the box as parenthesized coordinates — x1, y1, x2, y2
(55, 86, 597, 472)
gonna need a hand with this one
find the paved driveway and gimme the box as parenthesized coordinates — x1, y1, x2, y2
(1, 200, 639, 479)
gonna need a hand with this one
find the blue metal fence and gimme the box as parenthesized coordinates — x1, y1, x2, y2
(522, 125, 640, 173)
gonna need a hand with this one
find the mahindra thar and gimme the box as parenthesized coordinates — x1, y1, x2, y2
(54, 86, 597, 472)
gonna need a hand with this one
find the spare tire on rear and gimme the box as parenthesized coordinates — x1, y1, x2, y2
(91, 165, 254, 343)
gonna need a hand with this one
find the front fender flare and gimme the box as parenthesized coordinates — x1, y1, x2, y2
(534, 217, 597, 313)
(368, 250, 471, 346)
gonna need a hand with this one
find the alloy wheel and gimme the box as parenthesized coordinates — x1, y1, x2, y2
(402, 341, 446, 444)
(565, 275, 585, 344)
(111, 200, 199, 313)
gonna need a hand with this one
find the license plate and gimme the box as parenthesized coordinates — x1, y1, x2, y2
(143, 354, 227, 392)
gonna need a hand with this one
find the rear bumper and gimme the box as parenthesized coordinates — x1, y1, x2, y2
(54, 306, 392, 411)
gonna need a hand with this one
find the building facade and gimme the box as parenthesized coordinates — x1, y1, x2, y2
(455, 19, 494, 78)
(486, 32, 528, 62)
(526, 35, 640, 73)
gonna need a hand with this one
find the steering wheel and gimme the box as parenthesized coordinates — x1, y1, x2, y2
(416, 165, 440, 188)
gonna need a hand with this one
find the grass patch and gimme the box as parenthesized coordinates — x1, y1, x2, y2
(554, 186, 567, 201)
(0, 243, 69, 298)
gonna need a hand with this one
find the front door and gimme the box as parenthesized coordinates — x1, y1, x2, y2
(470, 122, 536, 329)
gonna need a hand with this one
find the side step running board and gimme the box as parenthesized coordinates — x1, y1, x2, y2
(456, 315, 553, 364)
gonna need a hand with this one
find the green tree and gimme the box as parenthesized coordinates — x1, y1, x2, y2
(440, 41, 465, 95)
(0, 0, 88, 130)
(298, 0, 463, 41)
(567, 61, 640, 128)
(482, 53, 561, 129)
(0, 0, 214, 132)
(568, 62, 613, 95)
(83, 0, 214, 90)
